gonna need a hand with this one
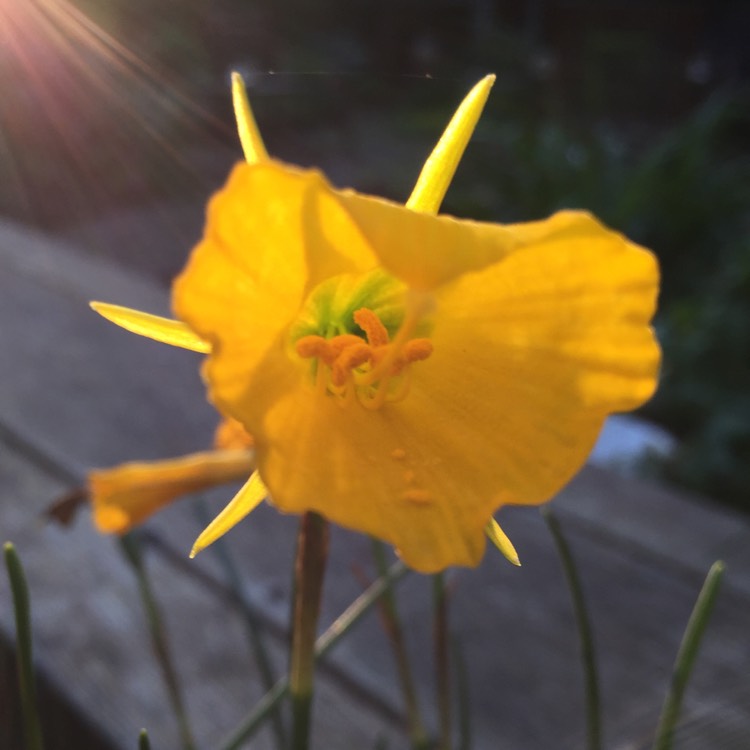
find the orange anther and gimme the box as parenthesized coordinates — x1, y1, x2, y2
(295, 335, 328, 359)
(327, 334, 365, 362)
(402, 338, 433, 363)
(369, 344, 391, 368)
(354, 308, 390, 347)
(331, 343, 372, 387)
(366, 347, 392, 381)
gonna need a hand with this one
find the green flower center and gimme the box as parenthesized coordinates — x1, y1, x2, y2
(289, 269, 434, 409)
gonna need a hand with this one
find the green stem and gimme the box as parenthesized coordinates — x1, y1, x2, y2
(138, 728, 152, 750)
(193, 500, 286, 749)
(218, 559, 409, 750)
(289, 512, 330, 750)
(371, 540, 429, 749)
(451, 636, 472, 750)
(433, 573, 452, 750)
(542, 507, 601, 750)
(652, 560, 725, 750)
(119, 534, 196, 750)
(4, 542, 45, 750)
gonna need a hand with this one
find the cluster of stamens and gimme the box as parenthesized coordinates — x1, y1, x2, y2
(295, 308, 433, 409)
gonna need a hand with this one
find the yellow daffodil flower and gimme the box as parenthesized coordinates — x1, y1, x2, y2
(92, 75, 660, 573)
(88, 418, 254, 534)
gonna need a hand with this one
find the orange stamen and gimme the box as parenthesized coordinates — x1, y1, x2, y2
(327, 334, 365, 363)
(387, 368, 413, 402)
(354, 308, 390, 347)
(388, 338, 434, 376)
(295, 335, 328, 359)
(368, 344, 391, 368)
(295, 303, 433, 410)
(402, 338, 433, 363)
(331, 342, 372, 387)
(363, 295, 429, 384)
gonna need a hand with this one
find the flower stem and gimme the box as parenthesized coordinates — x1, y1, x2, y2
(652, 560, 725, 750)
(433, 573, 452, 750)
(371, 540, 429, 749)
(218, 559, 409, 750)
(290, 512, 330, 750)
(4, 542, 44, 750)
(542, 507, 601, 750)
(119, 534, 196, 750)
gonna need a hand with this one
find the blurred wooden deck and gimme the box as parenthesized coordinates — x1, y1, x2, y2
(1, 217, 748, 749)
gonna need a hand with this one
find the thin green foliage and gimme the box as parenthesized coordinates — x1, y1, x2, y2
(371, 540, 429, 750)
(451, 636, 472, 750)
(119, 534, 196, 750)
(433, 573, 452, 750)
(218, 560, 409, 750)
(542, 508, 601, 750)
(4, 542, 45, 750)
(652, 561, 726, 750)
(138, 728, 152, 750)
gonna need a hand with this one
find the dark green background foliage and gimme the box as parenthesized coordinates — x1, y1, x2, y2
(1, 0, 748, 508)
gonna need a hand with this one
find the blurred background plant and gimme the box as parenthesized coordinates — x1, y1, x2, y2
(1, 0, 748, 508)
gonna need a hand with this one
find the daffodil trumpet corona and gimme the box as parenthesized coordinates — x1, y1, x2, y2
(91, 74, 660, 573)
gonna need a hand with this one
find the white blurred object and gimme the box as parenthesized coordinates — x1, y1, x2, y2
(589, 415, 677, 476)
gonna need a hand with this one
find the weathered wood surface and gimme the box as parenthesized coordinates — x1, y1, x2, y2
(1, 218, 748, 749)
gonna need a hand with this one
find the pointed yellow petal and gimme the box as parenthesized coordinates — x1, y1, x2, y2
(90, 450, 254, 534)
(232, 71, 269, 164)
(190, 470, 267, 557)
(90, 302, 211, 353)
(406, 74, 495, 215)
(485, 518, 521, 566)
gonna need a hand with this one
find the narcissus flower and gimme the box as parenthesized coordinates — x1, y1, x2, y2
(92, 74, 660, 572)
(88, 418, 254, 534)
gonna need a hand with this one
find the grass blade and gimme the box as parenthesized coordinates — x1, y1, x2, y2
(542, 507, 601, 750)
(4, 542, 45, 750)
(219, 560, 409, 750)
(452, 636, 472, 750)
(138, 728, 152, 750)
(371, 540, 429, 749)
(652, 560, 725, 750)
(433, 572, 452, 750)
(120, 534, 196, 750)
